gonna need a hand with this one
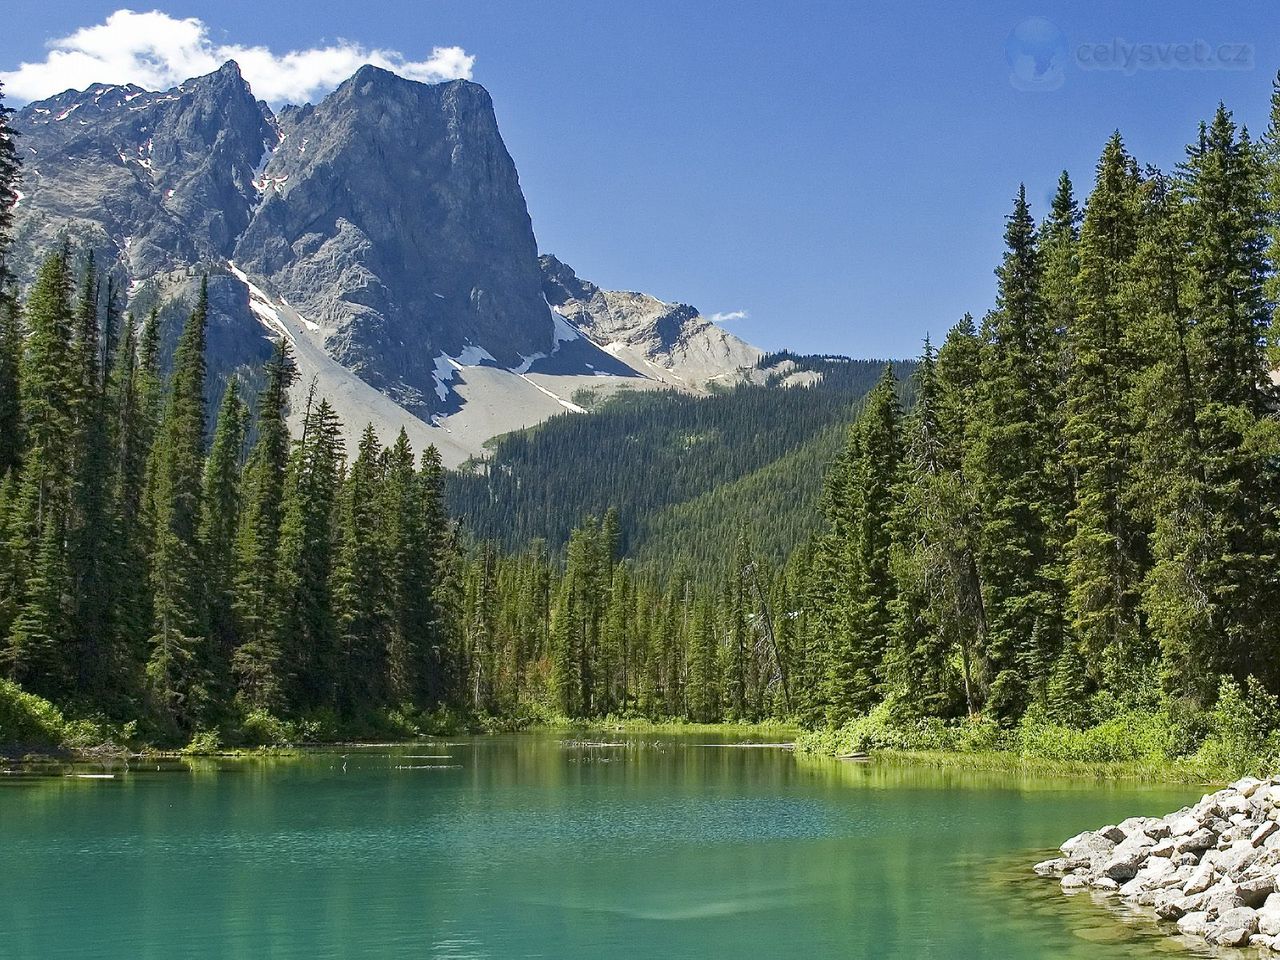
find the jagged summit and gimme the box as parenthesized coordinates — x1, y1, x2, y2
(539, 254, 762, 387)
(8, 64, 765, 463)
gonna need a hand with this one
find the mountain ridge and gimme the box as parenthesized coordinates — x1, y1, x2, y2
(9, 61, 774, 461)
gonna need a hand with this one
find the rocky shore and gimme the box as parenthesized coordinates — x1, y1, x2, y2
(1035, 777, 1280, 950)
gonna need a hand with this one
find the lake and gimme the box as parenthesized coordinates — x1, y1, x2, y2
(1, 733, 1213, 959)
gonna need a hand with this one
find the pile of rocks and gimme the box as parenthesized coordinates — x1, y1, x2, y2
(1034, 776, 1280, 950)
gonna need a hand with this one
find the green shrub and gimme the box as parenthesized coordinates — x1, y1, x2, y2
(0, 679, 68, 749)
(182, 729, 222, 755)
(1194, 678, 1280, 777)
(238, 709, 297, 746)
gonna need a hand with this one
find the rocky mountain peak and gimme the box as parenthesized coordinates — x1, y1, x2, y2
(538, 254, 761, 387)
(233, 68, 552, 414)
(8, 64, 764, 460)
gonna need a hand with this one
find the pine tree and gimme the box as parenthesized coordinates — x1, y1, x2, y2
(933, 315, 988, 713)
(824, 365, 902, 721)
(4, 248, 77, 697)
(199, 378, 246, 695)
(379, 429, 424, 705)
(1064, 133, 1147, 685)
(888, 340, 962, 716)
(1170, 105, 1280, 691)
(230, 338, 296, 710)
(1264, 71, 1280, 363)
(416, 445, 451, 704)
(332, 423, 386, 714)
(0, 295, 20, 477)
(275, 392, 343, 711)
(68, 256, 119, 700)
(107, 310, 159, 694)
(146, 278, 212, 733)
(969, 187, 1064, 718)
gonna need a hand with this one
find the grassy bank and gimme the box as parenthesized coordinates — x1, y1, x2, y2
(0, 678, 799, 761)
(794, 680, 1280, 783)
(798, 748, 1227, 783)
(534, 716, 799, 738)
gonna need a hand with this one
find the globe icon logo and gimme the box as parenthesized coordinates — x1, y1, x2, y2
(1006, 18, 1069, 91)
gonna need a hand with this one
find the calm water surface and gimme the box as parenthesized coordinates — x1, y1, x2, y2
(2, 734, 1217, 959)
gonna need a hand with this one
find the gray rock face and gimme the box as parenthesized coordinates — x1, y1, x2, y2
(8, 62, 766, 446)
(235, 67, 555, 415)
(539, 254, 762, 389)
(12, 61, 277, 281)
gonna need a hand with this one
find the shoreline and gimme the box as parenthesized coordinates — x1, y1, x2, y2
(798, 748, 1230, 785)
(0, 718, 803, 766)
(1035, 776, 1280, 950)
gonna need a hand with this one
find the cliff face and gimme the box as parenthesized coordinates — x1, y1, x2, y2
(12, 61, 277, 279)
(8, 63, 764, 459)
(234, 68, 555, 415)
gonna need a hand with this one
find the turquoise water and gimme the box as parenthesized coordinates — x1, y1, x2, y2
(2, 735, 1210, 959)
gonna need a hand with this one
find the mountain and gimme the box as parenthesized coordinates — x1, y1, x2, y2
(9, 63, 766, 462)
(539, 254, 762, 389)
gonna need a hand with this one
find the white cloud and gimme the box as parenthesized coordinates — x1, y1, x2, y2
(0, 8, 475, 105)
(709, 310, 749, 324)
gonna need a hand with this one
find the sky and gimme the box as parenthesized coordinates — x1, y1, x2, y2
(1, 2, 1277, 359)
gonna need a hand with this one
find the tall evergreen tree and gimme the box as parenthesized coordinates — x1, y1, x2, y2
(199, 378, 246, 695)
(1171, 105, 1280, 690)
(332, 424, 386, 714)
(379, 429, 423, 705)
(146, 279, 211, 733)
(4, 248, 77, 696)
(416, 444, 452, 704)
(102, 310, 155, 701)
(969, 187, 1064, 717)
(0, 295, 20, 477)
(230, 338, 296, 710)
(275, 392, 343, 711)
(888, 340, 963, 716)
(68, 257, 119, 698)
(824, 365, 902, 721)
(1064, 133, 1147, 684)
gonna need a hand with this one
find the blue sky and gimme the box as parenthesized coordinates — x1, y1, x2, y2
(2, 2, 1277, 359)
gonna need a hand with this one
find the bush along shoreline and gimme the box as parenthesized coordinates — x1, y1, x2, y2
(1036, 776, 1280, 950)
(794, 677, 1280, 783)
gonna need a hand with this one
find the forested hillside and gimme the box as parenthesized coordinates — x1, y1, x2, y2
(3, 73, 1280, 771)
(446, 354, 908, 567)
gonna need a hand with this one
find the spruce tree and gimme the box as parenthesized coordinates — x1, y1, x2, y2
(146, 278, 212, 733)
(416, 444, 451, 703)
(1064, 133, 1147, 685)
(332, 424, 386, 714)
(107, 310, 159, 691)
(4, 249, 77, 697)
(69, 256, 119, 700)
(888, 341, 962, 716)
(933, 315, 988, 713)
(199, 378, 246, 696)
(969, 187, 1063, 718)
(824, 365, 902, 721)
(230, 338, 296, 710)
(275, 392, 343, 711)
(1172, 106, 1280, 690)
(379, 429, 424, 705)
(0, 295, 20, 477)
